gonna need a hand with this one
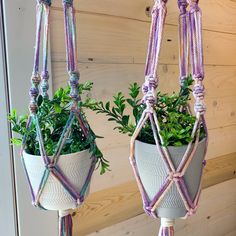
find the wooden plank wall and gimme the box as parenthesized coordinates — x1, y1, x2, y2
(50, 0, 236, 235)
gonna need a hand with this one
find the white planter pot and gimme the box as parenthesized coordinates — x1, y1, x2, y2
(22, 149, 93, 211)
(135, 138, 207, 218)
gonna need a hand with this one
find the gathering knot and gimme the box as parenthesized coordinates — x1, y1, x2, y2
(168, 172, 182, 181)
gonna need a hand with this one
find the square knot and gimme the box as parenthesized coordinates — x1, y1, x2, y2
(29, 87, 39, 97)
(143, 91, 156, 106)
(31, 74, 41, 86)
(168, 172, 182, 181)
(29, 102, 38, 114)
(145, 75, 158, 90)
(194, 102, 206, 115)
(142, 84, 149, 94)
(193, 83, 205, 100)
(45, 163, 55, 171)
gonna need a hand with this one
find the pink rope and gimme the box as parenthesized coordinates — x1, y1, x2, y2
(129, 0, 208, 225)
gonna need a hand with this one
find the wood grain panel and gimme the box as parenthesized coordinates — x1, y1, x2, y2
(71, 155, 236, 235)
(50, 10, 236, 66)
(87, 180, 236, 236)
(52, 0, 236, 34)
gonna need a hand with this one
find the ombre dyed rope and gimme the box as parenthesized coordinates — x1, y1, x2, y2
(129, 1, 208, 235)
(20, 1, 97, 235)
(59, 210, 73, 236)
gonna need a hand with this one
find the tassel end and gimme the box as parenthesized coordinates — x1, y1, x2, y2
(59, 210, 73, 236)
(158, 218, 175, 236)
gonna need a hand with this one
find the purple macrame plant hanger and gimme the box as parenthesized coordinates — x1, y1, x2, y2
(20, 1, 97, 235)
(129, 0, 208, 236)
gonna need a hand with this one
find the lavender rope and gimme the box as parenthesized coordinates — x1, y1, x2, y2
(129, 0, 208, 230)
(21, 2, 97, 236)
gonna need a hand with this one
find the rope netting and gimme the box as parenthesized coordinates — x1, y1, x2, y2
(20, 1, 97, 235)
(129, 0, 208, 235)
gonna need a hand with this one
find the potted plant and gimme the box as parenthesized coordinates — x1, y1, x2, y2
(9, 82, 109, 211)
(89, 75, 207, 218)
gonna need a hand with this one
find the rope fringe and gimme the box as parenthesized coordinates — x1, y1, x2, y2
(158, 219, 175, 236)
(59, 211, 73, 236)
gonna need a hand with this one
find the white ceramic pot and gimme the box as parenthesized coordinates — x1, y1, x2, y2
(22, 149, 93, 211)
(135, 138, 207, 218)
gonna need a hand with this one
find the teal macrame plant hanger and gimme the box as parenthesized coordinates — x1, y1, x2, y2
(20, 1, 97, 235)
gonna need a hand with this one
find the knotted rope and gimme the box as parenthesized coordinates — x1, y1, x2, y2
(130, 0, 208, 235)
(20, 1, 97, 235)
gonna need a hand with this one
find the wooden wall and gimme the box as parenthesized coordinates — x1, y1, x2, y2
(50, 0, 236, 235)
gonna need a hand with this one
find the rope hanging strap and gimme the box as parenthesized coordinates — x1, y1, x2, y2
(21, 0, 97, 235)
(129, 0, 208, 229)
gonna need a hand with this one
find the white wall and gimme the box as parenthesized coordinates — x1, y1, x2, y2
(2, 1, 57, 235)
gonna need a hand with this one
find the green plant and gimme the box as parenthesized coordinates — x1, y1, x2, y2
(89, 75, 205, 147)
(9, 82, 109, 174)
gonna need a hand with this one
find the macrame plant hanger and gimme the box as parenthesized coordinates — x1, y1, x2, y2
(129, 0, 208, 235)
(20, 1, 97, 235)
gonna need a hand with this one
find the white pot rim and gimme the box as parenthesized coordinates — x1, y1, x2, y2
(135, 137, 207, 149)
(22, 148, 91, 158)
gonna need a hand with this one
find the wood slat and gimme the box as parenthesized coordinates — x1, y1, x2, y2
(72, 153, 236, 235)
(88, 180, 236, 236)
(52, 0, 236, 34)
(52, 63, 236, 130)
(50, 10, 236, 66)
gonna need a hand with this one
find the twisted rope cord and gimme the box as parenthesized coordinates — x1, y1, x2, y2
(178, 0, 188, 84)
(21, 0, 96, 220)
(129, 0, 208, 221)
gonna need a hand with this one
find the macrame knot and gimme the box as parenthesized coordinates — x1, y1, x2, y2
(144, 205, 153, 216)
(31, 74, 41, 86)
(38, 0, 51, 6)
(193, 83, 205, 100)
(29, 102, 38, 113)
(142, 84, 149, 94)
(193, 73, 204, 80)
(145, 75, 158, 90)
(178, 0, 188, 14)
(45, 163, 55, 171)
(194, 101, 206, 115)
(179, 76, 187, 86)
(144, 91, 156, 106)
(41, 71, 49, 90)
(69, 71, 79, 87)
(69, 71, 79, 101)
(29, 87, 39, 97)
(168, 172, 182, 182)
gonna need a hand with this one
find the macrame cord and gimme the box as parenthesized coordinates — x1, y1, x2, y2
(129, 0, 208, 235)
(20, 1, 97, 235)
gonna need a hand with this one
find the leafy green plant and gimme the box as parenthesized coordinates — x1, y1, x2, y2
(9, 82, 109, 174)
(89, 75, 205, 147)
